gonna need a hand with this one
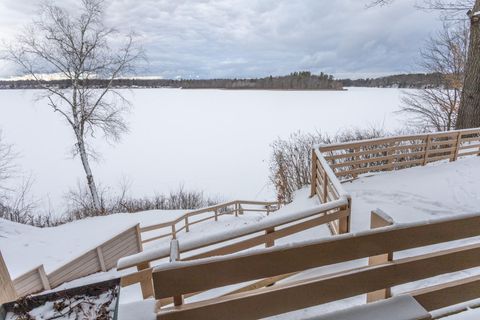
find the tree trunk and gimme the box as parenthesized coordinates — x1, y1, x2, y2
(76, 138, 102, 211)
(456, 0, 480, 129)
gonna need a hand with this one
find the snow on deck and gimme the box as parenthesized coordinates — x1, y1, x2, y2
(3, 157, 480, 319)
(345, 156, 480, 232)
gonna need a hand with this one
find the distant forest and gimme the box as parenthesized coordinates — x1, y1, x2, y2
(0, 72, 445, 90)
(339, 73, 444, 88)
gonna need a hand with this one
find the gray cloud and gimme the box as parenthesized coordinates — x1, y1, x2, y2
(0, 0, 442, 79)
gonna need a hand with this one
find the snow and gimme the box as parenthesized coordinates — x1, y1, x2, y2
(0, 88, 407, 212)
(302, 295, 430, 320)
(3, 154, 480, 318)
(345, 156, 480, 232)
(0, 209, 187, 277)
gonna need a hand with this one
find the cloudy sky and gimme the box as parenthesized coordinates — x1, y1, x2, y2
(0, 0, 442, 79)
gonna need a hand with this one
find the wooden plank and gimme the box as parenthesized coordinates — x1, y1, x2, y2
(336, 162, 394, 178)
(411, 275, 480, 312)
(170, 240, 184, 306)
(142, 233, 172, 244)
(452, 132, 462, 161)
(311, 149, 318, 197)
(97, 247, 107, 272)
(182, 210, 347, 261)
(135, 224, 144, 252)
(152, 213, 480, 299)
(423, 135, 431, 165)
(458, 149, 480, 157)
(0, 250, 17, 303)
(37, 265, 51, 290)
(265, 227, 275, 248)
(157, 243, 480, 320)
(324, 143, 427, 161)
(367, 210, 394, 302)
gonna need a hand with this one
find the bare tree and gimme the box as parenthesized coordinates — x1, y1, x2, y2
(0, 131, 16, 193)
(399, 22, 468, 131)
(369, 0, 480, 129)
(3, 0, 143, 211)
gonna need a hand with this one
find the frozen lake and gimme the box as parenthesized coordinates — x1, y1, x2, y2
(0, 87, 407, 213)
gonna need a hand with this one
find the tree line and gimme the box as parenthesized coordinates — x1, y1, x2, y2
(0, 71, 343, 90)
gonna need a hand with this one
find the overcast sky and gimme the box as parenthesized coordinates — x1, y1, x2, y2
(0, 0, 442, 79)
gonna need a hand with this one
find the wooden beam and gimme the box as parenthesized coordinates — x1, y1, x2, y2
(96, 247, 107, 272)
(153, 213, 480, 300)
(182, 209, 347, 261)
(157, 243, 480, 320)
(0, 250, 17, 304)
(411, 274, 480, 312)
(367, 209, 394, 302)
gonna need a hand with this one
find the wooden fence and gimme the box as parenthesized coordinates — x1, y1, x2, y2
(9, 224, 142, 298)
(311, 148, 351, 234)
(140, 200, 279, 245)
(152, 211, 480, 320)
(317, 128, 480, 181)
(119, 198, 350, 299)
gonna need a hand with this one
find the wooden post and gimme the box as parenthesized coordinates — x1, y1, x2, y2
(387, 141, 396, 171)
(266, 206, 270, 216)
(135, 224, 144, 252)
(0, 250, 17, 304)
(37, 265, 51, 290)
(452, 132, 462, 162)
(96, 247, 107, 272)
(265, 227, 275, 248)
(352, 146, 360, 179)
(185, 216, 190, 232)
(367, 209, 394, 303)
(423, 135, 431, 165)
(235, 203, 239, 217)
(171, 224, 177, 239)
(338, 197, 352, 235)
(322, 170, 328, 203)
(239, 204, 244, 215)
(170, 239, 184, 306)
(214, 209, 218, 221)
(310, 149, 318, 197)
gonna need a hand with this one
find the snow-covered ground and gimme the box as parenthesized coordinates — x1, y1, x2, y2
(3, 156, 480, 319)
(0, 88, 408, 212)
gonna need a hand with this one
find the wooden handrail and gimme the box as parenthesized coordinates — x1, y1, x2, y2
(139, 200, 280, 241)
(315, 128, 480, 182)
(153, 211, 480, 320)
(118, 198, 348, 271)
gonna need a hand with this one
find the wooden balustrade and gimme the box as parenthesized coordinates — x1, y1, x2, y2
(119, 199, 350, 297)
(152, 211, 480, 320)
(140, 200, 280, 244)
(316, 128, 480, 181)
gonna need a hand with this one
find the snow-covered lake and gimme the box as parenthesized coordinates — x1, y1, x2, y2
(0, 87, 408, 213)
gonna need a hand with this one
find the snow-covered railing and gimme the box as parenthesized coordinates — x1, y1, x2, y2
(311, 148, 351, 234)
(140, 200, 279, 244)
(119, 199, 350, 299)
(317, 128, 480, 180)
(152, 211, 480, 320)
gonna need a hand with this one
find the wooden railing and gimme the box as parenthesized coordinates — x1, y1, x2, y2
(311, 148, 351, 234)
(3, 224, 143, 299)
(152, 211, 480, 320)
(119, 199, 350, 299)
(140, 200, 279, 244)
(317, 128, 480, 181)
